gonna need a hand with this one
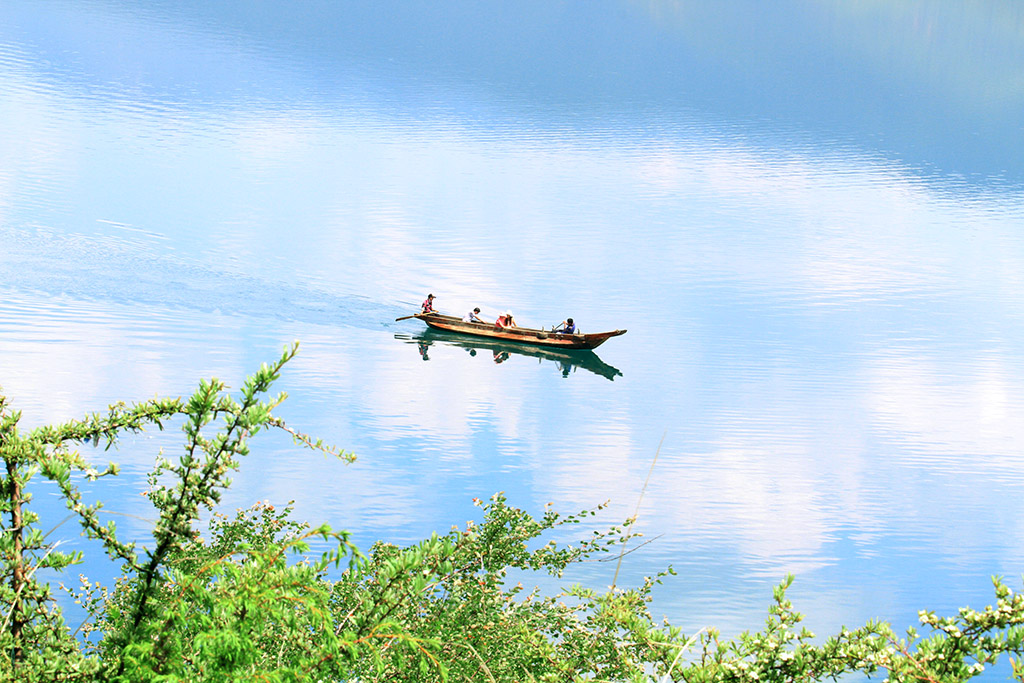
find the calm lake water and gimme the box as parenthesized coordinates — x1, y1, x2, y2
(3, 0, 1024, 649)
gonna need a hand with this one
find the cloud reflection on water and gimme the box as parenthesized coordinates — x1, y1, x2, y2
(4, 0, 1024, 639)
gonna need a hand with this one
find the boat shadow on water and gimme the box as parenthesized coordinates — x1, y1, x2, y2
(395, 330, 623, 381)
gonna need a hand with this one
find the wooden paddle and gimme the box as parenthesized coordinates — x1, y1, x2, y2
(395, 312, 437, 322)
(552, 322, 580, 336)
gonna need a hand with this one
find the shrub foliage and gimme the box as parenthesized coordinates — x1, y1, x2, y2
(2, 343, 1024, 681)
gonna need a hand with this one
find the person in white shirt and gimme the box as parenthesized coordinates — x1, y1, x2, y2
(463, 307, 486, 324)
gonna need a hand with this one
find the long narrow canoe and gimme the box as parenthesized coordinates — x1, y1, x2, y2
(406, 313, 626, 350)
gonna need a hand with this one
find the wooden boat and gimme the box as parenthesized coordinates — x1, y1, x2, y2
(405, 312, 626, 350)
(398, 330, 623, 381)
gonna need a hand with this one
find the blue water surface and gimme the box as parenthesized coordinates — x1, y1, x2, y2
(2, 0, 1024, 651)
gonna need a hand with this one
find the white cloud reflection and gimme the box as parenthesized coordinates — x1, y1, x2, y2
(4, 9, 1024, 638)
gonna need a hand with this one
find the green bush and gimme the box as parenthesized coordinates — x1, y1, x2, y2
(3, 344, 1024, 682)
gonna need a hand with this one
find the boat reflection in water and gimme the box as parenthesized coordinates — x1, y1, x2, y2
(396, 330, 623, 381)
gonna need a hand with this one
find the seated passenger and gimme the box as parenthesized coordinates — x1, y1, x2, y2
(421, 293, 436, 314)
(463, 307, 486, 323)
(554, 317, 576, 334)
(495, 311, 516, 329)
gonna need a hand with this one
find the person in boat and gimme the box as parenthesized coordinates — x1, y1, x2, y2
(495, 310, 516, 330)
(553, 317, 576, 334)
(421, 293, 436, 314)
(462, 307, 486, 324)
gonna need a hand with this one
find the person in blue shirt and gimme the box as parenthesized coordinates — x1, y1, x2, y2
(554, 317, 576, 334)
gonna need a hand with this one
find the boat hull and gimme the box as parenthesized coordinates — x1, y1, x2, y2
(413, 313, 626, 350)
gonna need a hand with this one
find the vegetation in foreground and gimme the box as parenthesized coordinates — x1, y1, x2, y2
(3, 343, 1024, 682)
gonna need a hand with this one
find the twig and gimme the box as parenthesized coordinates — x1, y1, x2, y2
(1, 541, 62, 634)
(41, 513, 77, 541)
(611, 432, 665, 590)
(660, 627, 707, 683)
(453, 641, 497, 683)
(593, 534, 664, 562)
